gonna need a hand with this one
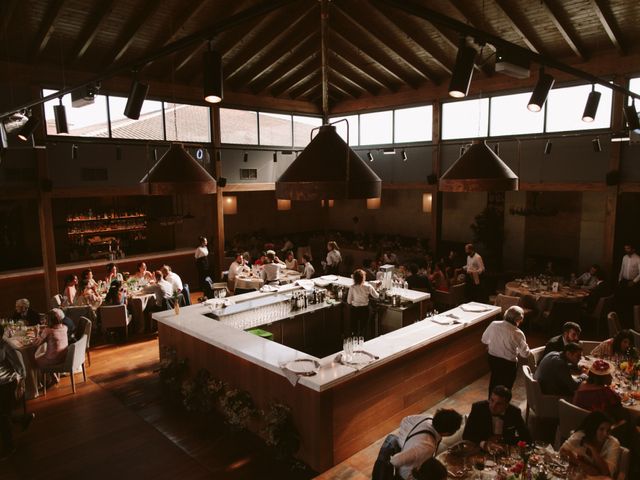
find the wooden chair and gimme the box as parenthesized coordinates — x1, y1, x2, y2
(554, 399, 589, 449)
(77, 316, 93, 366)
(99, 304, 132, 339)
(65, 305, 94, 329)
(41, 334, 88, 395)
(608, 311, 622, 338)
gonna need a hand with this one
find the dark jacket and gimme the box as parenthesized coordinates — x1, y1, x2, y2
(586, 280, 612, 313)
(534, 351, 582, 397)
(10, 307, 40, 326)
(542, 334, 565, 359)
(462, 400, 531, 446)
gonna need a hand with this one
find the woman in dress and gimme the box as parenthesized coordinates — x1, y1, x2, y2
(132, 261, 154, 284)
(325, 241, 341, 275)
(284, 251, 298, 271)
(347, 269, 379, 339)
(104, 262, 120, 285)
(591, 329, 638, 359)
(35, 310, 69, 368)
(62, 274, 78, 305)
(195, 236, 210, 294)
(74, 279, 103, 310)
(560, 411, 620, 478)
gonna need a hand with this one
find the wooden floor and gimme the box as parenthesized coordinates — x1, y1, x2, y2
(1, 334, 315, 480)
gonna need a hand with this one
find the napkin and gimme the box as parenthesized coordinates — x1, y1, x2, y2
(280, 366, 301, 386)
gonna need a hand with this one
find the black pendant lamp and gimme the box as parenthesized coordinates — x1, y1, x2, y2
(582, 86, 601, 123)
(203, 48, 223, 104)
(53, 98, 69, 134)
(17, 116, 40, 142)
(124, 79, 150, 120)
(528, 69, 555, 112)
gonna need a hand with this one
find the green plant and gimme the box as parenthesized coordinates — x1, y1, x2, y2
(158, 346, 188, 396)
(261, 402, 300, 460)
(220, 387, 259, 429)
(182, 369, 227, 413)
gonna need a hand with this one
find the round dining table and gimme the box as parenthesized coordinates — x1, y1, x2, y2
(4, 326, 41, 399)
(505, 281, 589, 312)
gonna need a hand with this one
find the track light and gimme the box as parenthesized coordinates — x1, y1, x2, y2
(611, 133, 630, 143)
(448, 41, 476, 98)
(53, 98, 68, 134)
(243, 152, 248, 162)
(527, 69, 554, 112)
(544, 140, 552, 155)
(367, 151, 374, 162)
(624, 103, 640, 131)
(203, 48, 223, 104)
(402, 150, 407, 162)
(592, 137, 601, 153)
(0, 123, 7, 150)
(382, 148, 395, 155)
(273, 152, 277, 162)
(71, 144, 78, 160)
(124, 79, 149, 120)
(582, 86, 601, 123)
(17, 116, 40, 141)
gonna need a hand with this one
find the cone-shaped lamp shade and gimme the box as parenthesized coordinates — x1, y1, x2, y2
(366, 197, 381, 209)
(140, 143, 217, 195)
(124, 80, 150, 120)
(276, 125, 381, 200)
(203, 50, 223, 104)
(277, 199, 291, 210)
(439, 140, 518, 192)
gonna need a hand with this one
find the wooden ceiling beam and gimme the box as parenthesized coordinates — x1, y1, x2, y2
(492, 0, 545, 54)
(69, 0, 116, 61)
(29, 0, 65, 59)
(288, 72, 321, 99)
(448, 1, 497, 53)
(152, 0, 209, 47)
(233, 13, 318, 89)
(328, 55, 379, 96)
(299, 84, 321, 101)
(334, 3, 435, 86)
(103, 0, 164, 65)
(589, 0, 626, 54)
(327, 70, 362, 98)
(540, 0, 588, 61)
(0, 0, 19, 34)
(327, 80, 357, 100)
(248, 34, 319, 93)
(372, 2, 453, 75)
(272, 61, 320, 97)
(256, 51, 319, 96)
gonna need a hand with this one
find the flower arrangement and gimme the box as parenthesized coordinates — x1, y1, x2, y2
(219, 387, 259, 429)
(619, 359, 640, 380)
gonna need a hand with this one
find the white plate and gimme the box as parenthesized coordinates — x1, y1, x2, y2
(460, 303, 490, 313)
(284, 359, 319, 375)
(320, 275, 338, 281)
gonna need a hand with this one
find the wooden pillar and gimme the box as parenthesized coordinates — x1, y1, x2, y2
(431, 100, 442, 255)
(36, 147, 59, 299)
(603, 78, 624, 277)
(210, 106, 225, 281)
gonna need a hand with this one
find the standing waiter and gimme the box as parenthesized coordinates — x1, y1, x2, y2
(481, 306, 530, 398)
(463, 243, 485, 302)
(195, 236, 211, 297)
(617, 243, 640, 326)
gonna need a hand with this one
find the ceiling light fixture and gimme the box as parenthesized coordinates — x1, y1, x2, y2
(383, 148, 395, 155)
(53, 98, 68, 134)
(203, 45, 223, 104)
(448, 40, 476, 98)
(17, 115, 40, 141)
(527, 68, 554, 112)
(124, 78, 150, 120)
(367, 151, 374, 162)
(273, 152, 277, 162)
(624, 102, 640, 131)
(582, 85, 601, 123)
(71, 144, 78, 160)
(402, 150, 407, 162)
(611, 134, 630, 143)
(544, 140, 552, 155)
(592, 137, 601, 152)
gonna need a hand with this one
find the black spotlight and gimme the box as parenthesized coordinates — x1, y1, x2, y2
(624, 103, 640, 130)
(53, 99, 69, 134)
(71, 144, 78, 160)
(402, 150, 407, 162)
(544, 140, 552, 155)
(0, 122, 8, 150)
(527, 69, 555, 112)
(218, 177, 227, 188)
(448, 42, 476, 98)
(367, 151, 374, 162)
(243, 152, 248, 162)
(273, 152, 277, 162)
(124, 79, 150, 120)
(203, 49, 223, 104)
(17, 116, 40, 141)
(582, 87, 601, 123)
(592, 137, 601, 153)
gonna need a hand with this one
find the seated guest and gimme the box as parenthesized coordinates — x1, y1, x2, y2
(534, 342, 586, 398)
(132, 261, 154, 283)
(253, 252, 267, 266)
(381, 248, 398, 266)
(50, 308, 76, 344)
(34, 310, 69, 368)
(10, 299, 40, 326)
(585, 269, 612, 313)
(429, 262, 449, 292)
(81, 268, 99, 291)
(576, 264, 601, 289)
(573, 360, 625, 419)
(74, 279, 102, 310)
(362, 258, 377, 281)
(261, 250, 285, 283)
(543, 321, 582, 358)
(161, 265, 183, 294)
(62, 274, 78, 305)
(104, 262, 120, 284)
(227, 253, 248, 288)
(463, 385, 531, 450)
(284, 250, 298, 271)
(104, 280, 127, 306)
(301, 254, 315, 279)
(412, 458, 447, 480)
(390, 409, 463, 480)
(560, 411, 620, 478)
(143, 271, 173, 310)
(591, 329, 638, 359)
(406, 263, 432, 292)
(347, 269, 379, 339)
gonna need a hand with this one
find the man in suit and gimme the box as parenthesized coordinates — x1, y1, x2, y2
(463, 385, 531, 451)
(543, 321, 582, 358)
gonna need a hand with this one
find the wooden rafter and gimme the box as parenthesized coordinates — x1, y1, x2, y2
(253, 47, 319, 95)
(289, 72, 321, 99)
(328, 56, 378, 96)
(327, 79, 357, 100)
(69, 0, 116, 61)
(299, 83, 321, 101)
(327, 68, 362, 98)
(273, 62, 319, 97)
(29, 0, 65, 59)
(540, 0, 588, 61)
(492, 0, 544, 54)
(448, 1, 497, 52)
(152, 0, 209, 47)
(0, 0, 19, 34)
(103, 0, 163, 65)
(335, 3, 436, 85)
(589, 0, 626, 54)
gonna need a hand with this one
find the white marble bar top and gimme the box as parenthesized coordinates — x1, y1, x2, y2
(155, 294, 498, 393)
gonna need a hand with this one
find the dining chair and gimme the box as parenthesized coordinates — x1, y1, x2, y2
(494, 294, 520, 315)
(618, 446, 630, 480)
(553, 399, 589, 449)
(590, 294, 614, 337)
(524, 346, 546, 374)
(580, 340, 600, 355)
(64, 305, 94, 329)
(608, 311, 622, 338)
(99, 304, 131, 339)
(40, 334, 88, 395)
(50, 294, 63, 308)
(77, 316, 93, 366)
(432, 283, 465, 311)
(522, 365, 561, 423)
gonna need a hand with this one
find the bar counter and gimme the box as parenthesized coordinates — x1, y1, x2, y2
(155, 280, 499, 472)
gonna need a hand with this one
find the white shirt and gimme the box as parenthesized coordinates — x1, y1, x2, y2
(303, 262, 315, 279)
(261, 262, 283, 282)
(390, 415, 441, 480)
(465, 253, 485, 275)
(195, 245, 209, 259)
(347, 283, 379, 307)
(165, 271, 183, 292)
(326, 249, 341, 266)
(561, 431, 620, 478)
(576, 271, 598, 288)
(618, 253, 640, 283)
(481, 320, 530, 362)
(228, 261, 247, 282)
(144, 279, 174, 307)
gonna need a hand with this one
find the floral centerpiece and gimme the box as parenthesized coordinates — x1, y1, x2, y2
(619, 359, 640, 381)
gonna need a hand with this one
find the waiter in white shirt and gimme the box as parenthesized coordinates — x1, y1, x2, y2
(463, 243, 485, 302)
(227, 252, 249, 292)
(261, 250, 285, 284)
(617, 243, 640, 325)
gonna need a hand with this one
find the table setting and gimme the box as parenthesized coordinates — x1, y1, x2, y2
(1, 320, 42, 399)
